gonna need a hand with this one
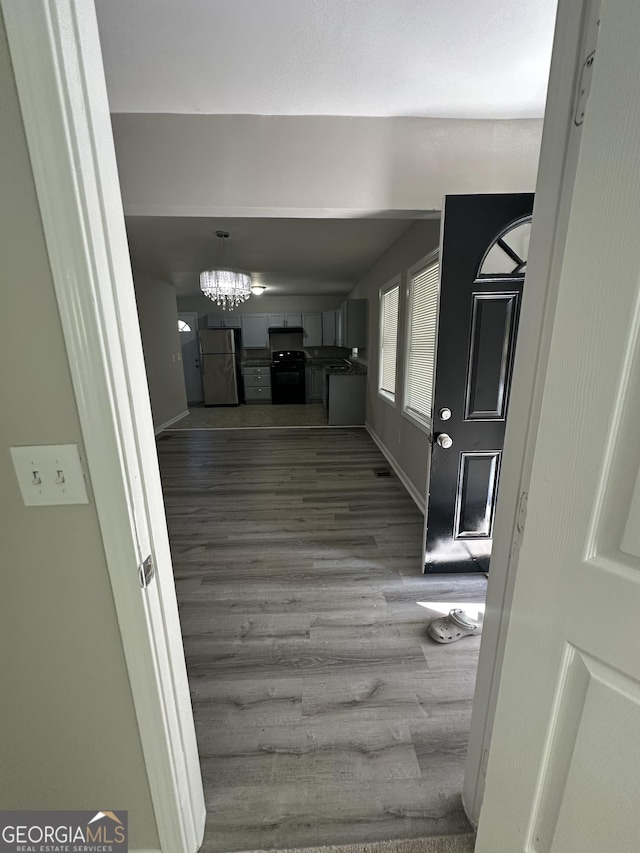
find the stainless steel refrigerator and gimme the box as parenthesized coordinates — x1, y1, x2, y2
(199, 329, 239, 406)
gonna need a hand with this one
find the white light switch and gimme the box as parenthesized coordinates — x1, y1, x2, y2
(10, 444, 89, 506)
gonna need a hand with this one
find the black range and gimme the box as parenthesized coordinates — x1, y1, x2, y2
(271, 350, 306, 404)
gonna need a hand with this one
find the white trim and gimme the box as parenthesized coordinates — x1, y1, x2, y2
(401, 407, 431, 435)
(124, 205, 442, 220)
(167, 425, 367, 431)
(366, 423, 425, 514)
(406, 249, 440, 285)
(1, 2, 205, 851)
(155, 410, 190, 435)
(377, 388, 397, 407)
(462, 0, 595, 827)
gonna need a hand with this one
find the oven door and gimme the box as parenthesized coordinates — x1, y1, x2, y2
(271, 364, 306, 403)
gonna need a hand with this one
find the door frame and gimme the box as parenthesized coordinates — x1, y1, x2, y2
(1, 2, 205, 851)
(2, 0, 594, 838)
(463, 0, 599, 824)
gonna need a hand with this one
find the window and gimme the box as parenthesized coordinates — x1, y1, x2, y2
(479, 216, 531, 276)
(404, 256, 440, 428)
(178, 320, 191, 332)
(379, 278, 400, 402)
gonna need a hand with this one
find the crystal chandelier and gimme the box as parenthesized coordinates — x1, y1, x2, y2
(200, 231, 252, 310)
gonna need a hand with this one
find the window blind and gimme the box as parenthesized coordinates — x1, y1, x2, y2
(404, 260, 440, 424)
(380, 284, 399, 398)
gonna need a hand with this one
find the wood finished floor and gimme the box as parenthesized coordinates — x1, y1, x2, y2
(157, 428, 487, 852)
(172, 403, 329, 429)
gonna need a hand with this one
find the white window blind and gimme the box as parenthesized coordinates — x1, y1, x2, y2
(379, 283, 400, 399)
(404, 259, 440, 424)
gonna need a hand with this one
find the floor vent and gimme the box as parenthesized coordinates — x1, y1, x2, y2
(374, 468, 392, 478)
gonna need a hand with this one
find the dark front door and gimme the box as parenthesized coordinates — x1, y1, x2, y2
(424, 193, 534, 573)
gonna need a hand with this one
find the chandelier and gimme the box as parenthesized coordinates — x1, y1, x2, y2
(200, 231, 252, 310)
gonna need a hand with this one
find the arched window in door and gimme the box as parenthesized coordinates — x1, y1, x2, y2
(478, 216, 532, 277)
(178, 319, 192, 332)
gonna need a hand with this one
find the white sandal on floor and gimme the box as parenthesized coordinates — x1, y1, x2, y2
(427, 609, 481, 644)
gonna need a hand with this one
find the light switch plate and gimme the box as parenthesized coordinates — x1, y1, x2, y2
(10, 444, 89, 506)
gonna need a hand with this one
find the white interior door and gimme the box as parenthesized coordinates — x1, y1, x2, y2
(178, 312, 203, 404)
(477, 0, 640, 849)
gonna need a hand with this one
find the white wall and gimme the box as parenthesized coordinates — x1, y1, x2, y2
(134, 271, 188, 429)
(0, 15, 159, 849)
(349, 220, 441, 503)
(112, 114, 543, 216)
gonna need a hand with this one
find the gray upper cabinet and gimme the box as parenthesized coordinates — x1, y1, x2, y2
(203, 306, 358, 348)
(337, 299, 367, 348)
(241, 314, 269, 348)
(303, 313, 323, 347)
(322, 310, 337, 346)
(336, 304, 345, 347)
(207, 313, 241, 328)
(268, 313, 302, 327)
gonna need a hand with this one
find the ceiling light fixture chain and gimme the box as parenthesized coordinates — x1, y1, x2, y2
(200, 230, 252, 310)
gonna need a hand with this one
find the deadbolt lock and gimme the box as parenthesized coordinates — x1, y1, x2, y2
(439, 407, 452, 420)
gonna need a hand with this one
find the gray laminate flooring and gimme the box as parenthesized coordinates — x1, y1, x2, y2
(157, 428, 487, 852)
(171, 404, 328, 429)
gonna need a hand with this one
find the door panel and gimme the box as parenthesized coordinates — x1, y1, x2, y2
(464, 292, 518, 420)
(454, 451, 501, 539)
(425, 194, 533, 573)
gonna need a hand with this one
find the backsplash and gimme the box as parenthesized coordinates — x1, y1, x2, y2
(269, 330, 304, 351)
(242, 345, 350, 362)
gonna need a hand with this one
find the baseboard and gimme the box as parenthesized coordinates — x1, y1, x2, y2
(365, 423, 425, 515)
(154, 410, 189, 435)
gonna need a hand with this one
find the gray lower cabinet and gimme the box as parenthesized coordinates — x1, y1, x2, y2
(311, 365, 324, 400)
(306, 365, 323, 402)
(325, 372, 366, 425)
(243, 365, 271, 402)
(241, 314, 269, 348)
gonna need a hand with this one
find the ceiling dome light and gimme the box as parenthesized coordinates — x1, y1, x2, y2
(200, 231, 252, 310)
(251, 285, 266, 295)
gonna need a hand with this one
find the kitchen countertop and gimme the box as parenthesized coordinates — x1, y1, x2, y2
(242, 357, 366, 374)
(242, 359, 271, 367)
(323, 364, 368, 376)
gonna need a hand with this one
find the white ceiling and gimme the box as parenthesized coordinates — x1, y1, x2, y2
(126, 217, 416, 296)
(95, 0, 557, 119)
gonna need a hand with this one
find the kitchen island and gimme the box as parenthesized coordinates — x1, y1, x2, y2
(322, 363, 367, 425)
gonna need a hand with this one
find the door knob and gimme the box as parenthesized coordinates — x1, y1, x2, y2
(436, 433, 453, 449)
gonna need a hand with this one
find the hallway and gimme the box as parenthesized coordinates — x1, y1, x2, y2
(157, 428, 485, 851)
